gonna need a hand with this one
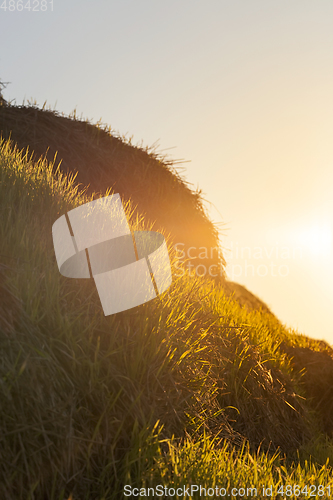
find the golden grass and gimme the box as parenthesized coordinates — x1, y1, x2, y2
(1, 138, 333, 498)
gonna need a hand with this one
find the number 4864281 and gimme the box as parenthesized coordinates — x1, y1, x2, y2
(0, 0, 54, 11)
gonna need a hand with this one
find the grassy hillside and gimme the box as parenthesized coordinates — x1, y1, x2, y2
(0, 99, 280, 317)
(1, 137, 333, 499)
(0, 98, 224, 276)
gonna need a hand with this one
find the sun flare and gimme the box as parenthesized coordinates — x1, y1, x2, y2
(266, 217, 333, 258)
(292, 222, 332, 257)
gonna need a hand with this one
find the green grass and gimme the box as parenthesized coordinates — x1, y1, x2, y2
(1, 137, 333, 499)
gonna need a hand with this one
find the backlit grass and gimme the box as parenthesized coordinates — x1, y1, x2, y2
(1, 138, 333, 499)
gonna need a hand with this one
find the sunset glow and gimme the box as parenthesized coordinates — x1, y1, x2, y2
(293, 223, 333, 257)
(2, 0, 333, 341)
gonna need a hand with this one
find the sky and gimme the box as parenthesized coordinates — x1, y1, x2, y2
(1, 0, 333, 343)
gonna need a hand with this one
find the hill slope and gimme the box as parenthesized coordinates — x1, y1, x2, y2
(1, 137, 333, 498)
(0, 99, 277, 316)
(0, 100, 223, 272)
